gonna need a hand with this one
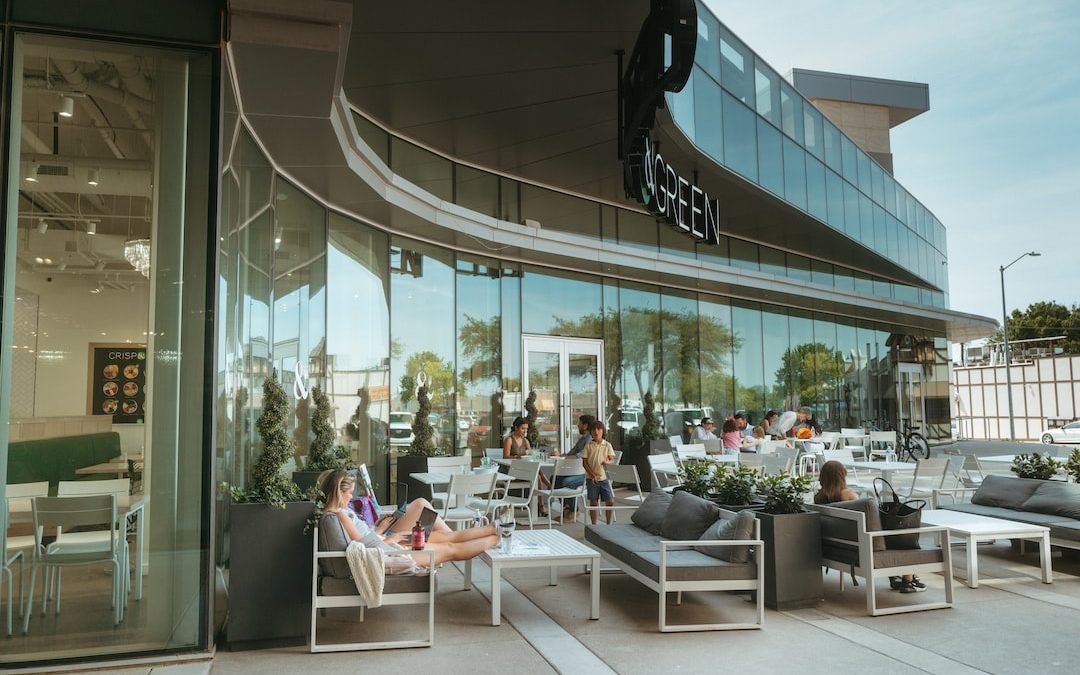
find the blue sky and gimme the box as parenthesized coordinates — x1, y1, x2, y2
(707, 0, 1080, 330)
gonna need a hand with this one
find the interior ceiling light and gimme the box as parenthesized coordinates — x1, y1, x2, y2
(94, 260, 106, 271)
(58, 95, 74, 118)
(36, 218, 48, 234)
(58, 260, 67, 271)
(87, 168, 100, 186)
(34, 257, 44, 264)
(86, 220, 97, 235)
(26, 162, 39, 183)
(123, 238, 151, 278)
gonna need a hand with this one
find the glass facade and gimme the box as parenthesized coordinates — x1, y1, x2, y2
(675, 1, 949, 307)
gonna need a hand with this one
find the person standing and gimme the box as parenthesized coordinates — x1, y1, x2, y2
(582, 420, 616, 525)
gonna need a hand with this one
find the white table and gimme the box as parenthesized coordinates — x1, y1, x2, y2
(979, 455, 1017, 465)
(851, 460, 917, 483)
(74, 455, 144, 479)
(9, 494, 147, 601)
(478, 529, 600, 626)
(921, 509, 1052, 588)
(409, 470, 510, 485)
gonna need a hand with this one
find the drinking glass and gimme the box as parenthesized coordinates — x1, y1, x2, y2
(498, 507, 515, 553)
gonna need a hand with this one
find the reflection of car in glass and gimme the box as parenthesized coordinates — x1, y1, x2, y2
(1041, 421, 1080, 445)
(616, 410, 645, 434)
(663, 408, 711, 435)
(389, 411, 414, 447)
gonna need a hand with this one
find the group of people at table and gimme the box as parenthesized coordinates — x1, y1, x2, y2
(688, 407, 821, 453)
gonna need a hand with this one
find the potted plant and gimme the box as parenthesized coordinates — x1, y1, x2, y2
(1065, 449, 1080, 484)
(292, 385, 351, 493)
(396, 384, 443, 503)
(220, 371, 314, 648)
(675, 459, 713, 498)
(711, 464, 765, 511)
(753, 472, 823, 610)
(638, 391, 664, 491)
(1011, 452, 1062, 480)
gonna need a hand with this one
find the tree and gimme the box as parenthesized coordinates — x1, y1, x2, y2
(406, 385, 438, 456)
(993, 301, 1080, 355)
(773, 342, 846, 408)
(398, 351, 457, 408)
(524, 390, 541, 447)
(458, 315, 501, 385)
(305, 385, 348, 471)
(640, 392, 660, 442)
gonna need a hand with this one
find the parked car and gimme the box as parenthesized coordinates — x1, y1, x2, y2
(1041, 421, 1080, 445)
(388, 411, 414, 447)
(615, 409, 645, 435)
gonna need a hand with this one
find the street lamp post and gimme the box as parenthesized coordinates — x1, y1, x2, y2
(1000, 251, 1041, 441)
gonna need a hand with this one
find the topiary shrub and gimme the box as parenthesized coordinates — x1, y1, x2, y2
(524, 390, 541, 448)
(405, 385, 439, 456)
(304, 385, 349, 472)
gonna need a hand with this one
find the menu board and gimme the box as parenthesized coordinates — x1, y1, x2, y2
(89, 344, 147, 424)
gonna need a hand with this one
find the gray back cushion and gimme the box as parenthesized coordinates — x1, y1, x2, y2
(820, 498, 885, 552)
(662, 491, 721, 540)
(1021, 481, 1080, 519)
(632, 491, 673, 535)
(695, 509, 756, 563)
(317, 512, 352, 579)
(972, 475, 1042, 509)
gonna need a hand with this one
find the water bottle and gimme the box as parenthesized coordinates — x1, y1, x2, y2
(885, 448, 897, 463)
(473, 509, 484, 529)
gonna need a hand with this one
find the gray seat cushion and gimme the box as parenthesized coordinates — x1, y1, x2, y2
(1021, 481, 1080, 519)
(627, 550, 757, 583)
(820, 498, 886, 552)
(941, 503, 1067, 526)
(631, 491, 673, 535)
(584, 524, 662, 560)
(320, 574, 430, 597)
(871, 547, 944, 569)
(971, 475, 1043, 509)
(695, 509, 756, 563)
(662, 491, 720, 541)
(318, 512, 353, 578)
(1049, 522, 1080, 542)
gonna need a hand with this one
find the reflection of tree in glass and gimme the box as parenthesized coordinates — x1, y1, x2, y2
(458, 315, 501, 384)
(398, 351, 456, 409)
(774, 342, 846, 408)
(552, 307, 738, 408)
(524, 390, 542, 447)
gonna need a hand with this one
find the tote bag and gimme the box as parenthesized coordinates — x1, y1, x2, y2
(873, 477, 926, 550)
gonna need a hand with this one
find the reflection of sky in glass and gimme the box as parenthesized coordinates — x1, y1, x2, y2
(522, 269, 602, 337)
(327, 244, 387, 371)
(390, 246, 454, 402)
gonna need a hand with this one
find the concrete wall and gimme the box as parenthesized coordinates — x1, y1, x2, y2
(951, 355, 1080, 440)
(810, 99, 893, 170)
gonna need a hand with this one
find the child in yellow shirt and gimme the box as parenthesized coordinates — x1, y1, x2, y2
(582, 420, 616, 525)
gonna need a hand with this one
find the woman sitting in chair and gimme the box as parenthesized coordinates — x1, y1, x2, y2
(319, 470, 500, 565)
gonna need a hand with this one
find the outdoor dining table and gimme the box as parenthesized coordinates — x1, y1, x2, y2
(7, 493, 148, 601)
(978, 454, 1018, 465)
(409, 470, 512, 485)
(850, 460, 917, 483)
(74, 455, 144, 479)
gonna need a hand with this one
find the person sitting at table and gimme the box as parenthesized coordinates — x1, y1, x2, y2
(319, 470, 499, 566)
(503, 416, 531, 458)
(814, 461, 926, 594)
(548, 414, 593, 520)
(721, 419, 741, 455)
(761, 410, 780, 438)
(691, 417, 718, 441)
(789, 407, 822, 437)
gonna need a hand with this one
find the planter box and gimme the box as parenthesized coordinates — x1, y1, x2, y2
(292, 470, 323, 495)
(396, 454, 433, 503)
(226, 501, 315, 648)
(755, 511, 823, 611)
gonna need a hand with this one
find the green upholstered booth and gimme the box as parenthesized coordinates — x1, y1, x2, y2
(6, 432, 123, 492)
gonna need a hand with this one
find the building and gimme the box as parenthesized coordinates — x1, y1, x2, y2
(0, 0, 996, 667)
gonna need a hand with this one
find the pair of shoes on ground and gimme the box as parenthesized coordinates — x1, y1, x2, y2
(889, 575, 926, 593)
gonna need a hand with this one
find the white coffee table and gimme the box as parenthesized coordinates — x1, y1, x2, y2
(921, 509, 1052, 588)
(479, 529, 600, 626)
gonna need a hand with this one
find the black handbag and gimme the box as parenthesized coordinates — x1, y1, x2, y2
(873, 477, 926, 550)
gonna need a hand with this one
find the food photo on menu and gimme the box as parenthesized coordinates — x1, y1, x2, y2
(103, 364, 119, 379)
(124, 364, 140, 379)
(123, 382, 139, 397)
(122, 400, 139, 414)
(103, 381, 119, 396)
(102, 399, 118, 414)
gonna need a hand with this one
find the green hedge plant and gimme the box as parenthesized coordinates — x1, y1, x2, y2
(756, 472, 813, 515)
(1011, 452, 1062, 480)
(713, 464, 760, 506)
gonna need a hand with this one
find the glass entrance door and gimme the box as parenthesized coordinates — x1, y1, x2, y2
(521, 336, 604, 455)
(896, 363, 926, 435)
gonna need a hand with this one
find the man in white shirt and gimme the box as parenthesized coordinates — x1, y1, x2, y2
(691, 417, 718, 441)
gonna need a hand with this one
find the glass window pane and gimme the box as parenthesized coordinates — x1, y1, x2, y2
(884, 173, 897, 216)
(390, 238, 457, 456)
(669, 70, 695, 137)
(782, 137, 807, 209)
(841, 135, 858, 184)
(618, 209, 659, 254)
(857, 149, 872, 194)
(823, 119, 841, 171)
(780, 82, 804, 144)
(391, 138, 453, 201)
(520, 185, 599, 240)
(804, 105, 824, 160)
(786, 253, 812, 283)
(834, 266, 856, 292)
(844, 181, 860, 238)
(731, 302, 765, 419)
(456, 255, 502, 457)
(728, 237, 760, 271)
(762, 307, 789, 412)
(758, 246, 786, 277)
(718, 26, 755, 106)
(756, 118, 784, 196)
(754, 59, 780, 126)
(812, 315, 841, 427)
(695, 11, 721, 78)
(660, 291, 700, 412)
(455, 164, 498, 218)
(786, 311, 815, 411)
(873, 206, 887, 256)
(825, 168, 845, 231)
(618, 283, 660, 411)
(694, 67, 724, 162)
(659, 224, 697, 260)
(722, 91, 757, 180)
(700, 234, 730, 267)
(500, 177, 520, 223)
(327, 215, 389, 497)
(859, 193, 875, 249)
(353, 111, 389, 165)
(500, 266, 522, 433)
(521, 267, 602, 338)
(871, 161, 885, 204)
(699, 295, 734, 417)
(806, 156, 827, 222)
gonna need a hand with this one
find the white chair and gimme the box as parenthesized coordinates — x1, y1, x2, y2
(839, 429, 869, 460)
(701, 439, 723, 455)
(840, 428, 863, 436)
(674, 444, 708, 466)
(960, 454, 985, 487)
(473, 460, 540, 528)
(426, 456, 471, 509)
(3, 482, 49, 635)
(893, 458, 951, 500)
(612, 450, 624, 464)
(535, 458, 586, 527)
(24, 495, 128, 633)
(868, 431, 896, 459)
(739, 453, 764, 473)
(667, 435, 683, 448)
(647, 453, 681, 492)
(819, 431, 840, 451)
(604, 464, 644, 523)
(484, 448, 504, 461)
(439, 473, 498, 529)
(762, 454, 791, 475)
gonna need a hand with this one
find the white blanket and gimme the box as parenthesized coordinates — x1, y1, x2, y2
(345, 541, 385, 608)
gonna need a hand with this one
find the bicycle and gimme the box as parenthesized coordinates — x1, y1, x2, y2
(896, 422, 930, 461)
